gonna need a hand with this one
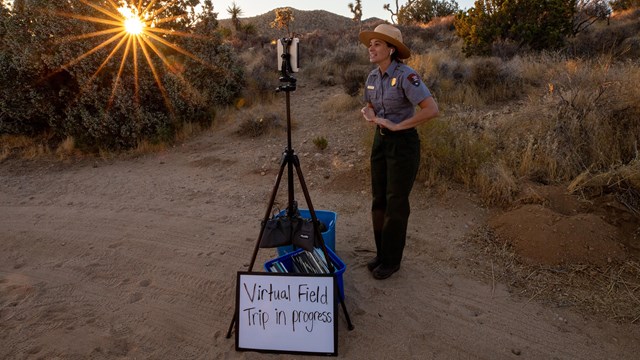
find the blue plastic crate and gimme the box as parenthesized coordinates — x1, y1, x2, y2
(264, 247, 346, 301)
(276, 209, 337, 257)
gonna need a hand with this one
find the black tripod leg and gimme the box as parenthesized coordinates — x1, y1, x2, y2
(336, 282, 355, 331)
(225, 153, 289, 339)
(292, 156, 355, 331)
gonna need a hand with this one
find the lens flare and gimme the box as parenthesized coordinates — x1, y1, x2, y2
(52, 0, 211, 113)
(120, 7, 144, 35)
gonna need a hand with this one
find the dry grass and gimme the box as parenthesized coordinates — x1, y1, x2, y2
(234, 103, 285, 138)
(568, 160, 640, 215)
(320, 92, 361, 117)
(1, 134, 52, 161)
(467, 226, 640, 323)
(410, 50, 640, 206)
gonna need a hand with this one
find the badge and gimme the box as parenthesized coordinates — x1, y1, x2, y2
(367, 85, 375, 90)
(391, 78, 397, 87)
(407, 73, 422, 87)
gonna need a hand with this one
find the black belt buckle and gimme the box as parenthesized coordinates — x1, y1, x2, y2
(378, 126, 387, 136)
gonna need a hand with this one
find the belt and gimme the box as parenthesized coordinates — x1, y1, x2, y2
(378, 126, 416, 136)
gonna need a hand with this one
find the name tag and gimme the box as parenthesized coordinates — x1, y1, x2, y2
(367, 85, 375, 90)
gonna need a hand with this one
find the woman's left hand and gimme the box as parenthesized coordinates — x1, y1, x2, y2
(373, 117, 396, 131)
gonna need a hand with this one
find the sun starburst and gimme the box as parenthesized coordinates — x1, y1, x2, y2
(52, 0, 209, 113)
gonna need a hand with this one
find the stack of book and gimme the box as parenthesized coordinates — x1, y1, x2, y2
(269, 248, 330, 274)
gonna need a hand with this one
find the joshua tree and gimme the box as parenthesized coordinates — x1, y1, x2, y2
(270, 7, 294, 37)
(227, 1, 242, 31)
(348, 0, 363, 31)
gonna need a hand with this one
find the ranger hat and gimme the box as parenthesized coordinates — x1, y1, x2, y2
(359, 24, 411, 59)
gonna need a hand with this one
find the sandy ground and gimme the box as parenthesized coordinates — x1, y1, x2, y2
(1, 79, 639, 359)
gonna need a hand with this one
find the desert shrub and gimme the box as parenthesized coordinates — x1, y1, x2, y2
(312, 136, 328, 150)
(408, 51, 471, 106)
(397, 0, 460, 24)
(305, 44, 370, 91)
(475, 162, 519, 205)
(341, 66, 367, 97)
(409, 52, 525, 108)
(331, 45, 364, 69)
(235, 109, 283, 138)
(454, 0, 575, 56)
(418, 116, 493, 188)
(239, 46, 279, 105)
(498, 56, 640, 184)
(565, 14, 640, 58)
(322, 92, 361, 111)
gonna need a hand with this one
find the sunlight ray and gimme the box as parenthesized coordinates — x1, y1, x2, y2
(55, 27, 123, 44)
(105, 0, 122, 12)
(139, 32, 177, 73)
(144, 31, 206, 65)
(138, 35, 174, 114)
(108, 35, 134, 109)
(142, 0, 160, 15)
(79, 0, 123, 22)
(133, 35, 140, 103)
(148, 0, 179, 20)
(146, 13, 187, 26)
(145, 25, 210, 39)
(60, 30, 127, 70)
(53, 11, 123, 27)
(89, 31, 130, 82)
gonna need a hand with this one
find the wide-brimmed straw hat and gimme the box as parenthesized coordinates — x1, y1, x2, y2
(359, 24, 411, 59)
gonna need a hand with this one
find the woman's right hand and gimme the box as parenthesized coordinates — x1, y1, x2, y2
(361, 107, 376, 122)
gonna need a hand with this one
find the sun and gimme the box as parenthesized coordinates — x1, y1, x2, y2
(122, 12, 144, 35)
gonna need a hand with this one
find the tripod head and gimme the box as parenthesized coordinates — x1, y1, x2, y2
(276, 37, 298, 93)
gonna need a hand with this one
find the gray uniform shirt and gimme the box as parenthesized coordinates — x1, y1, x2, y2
(363, 61, 432, 124)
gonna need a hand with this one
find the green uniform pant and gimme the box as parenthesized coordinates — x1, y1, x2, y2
(370, 128, 420, 266)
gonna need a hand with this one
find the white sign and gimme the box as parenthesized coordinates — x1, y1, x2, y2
(235, 272, 337, 356)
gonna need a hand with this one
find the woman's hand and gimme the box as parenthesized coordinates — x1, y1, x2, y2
(373, 117, 396, 130)
(361, 107, 376, 122)
(361, 107, 399, 130)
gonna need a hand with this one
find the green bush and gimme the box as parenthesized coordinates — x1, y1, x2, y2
(454, 0, 574, 56)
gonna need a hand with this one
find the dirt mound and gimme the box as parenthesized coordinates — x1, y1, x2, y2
(488, 184, 636, 266)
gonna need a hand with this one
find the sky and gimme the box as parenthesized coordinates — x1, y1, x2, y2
(212, 0, 477, 22)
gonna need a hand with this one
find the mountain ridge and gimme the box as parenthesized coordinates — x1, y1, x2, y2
(218, 7, 383, 38)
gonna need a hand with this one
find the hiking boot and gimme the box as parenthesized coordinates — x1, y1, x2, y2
(372, 263, 400, 280)
(366, 257, 382, 272)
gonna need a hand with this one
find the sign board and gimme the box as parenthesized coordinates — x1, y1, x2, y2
(235, 272, 337, 356)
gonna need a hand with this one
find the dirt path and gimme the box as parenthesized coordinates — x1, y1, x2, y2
(1, 78, 639, 359)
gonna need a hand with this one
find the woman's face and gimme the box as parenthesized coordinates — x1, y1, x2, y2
(367, 38, 392, 65)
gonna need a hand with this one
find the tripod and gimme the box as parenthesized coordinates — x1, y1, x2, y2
(226, 38, 354, 339)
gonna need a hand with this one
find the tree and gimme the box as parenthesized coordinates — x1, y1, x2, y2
(348, 0, 363, 30)
(572, 0, 611, 35)
(454, 0, 576, 56)
(227, 1, 243, 31)
(609, 0, 640, 11)
(398, 0, 460, 24)
(270, 7, 294, 37)
(384, 0, 403, 24)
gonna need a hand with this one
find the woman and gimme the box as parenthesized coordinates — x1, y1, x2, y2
(359, 24, 439, 280)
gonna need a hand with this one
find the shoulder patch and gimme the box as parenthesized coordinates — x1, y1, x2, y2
(407, 73, 422, 87)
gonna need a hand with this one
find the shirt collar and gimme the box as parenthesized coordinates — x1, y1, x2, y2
(380, 60, 399, 78)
